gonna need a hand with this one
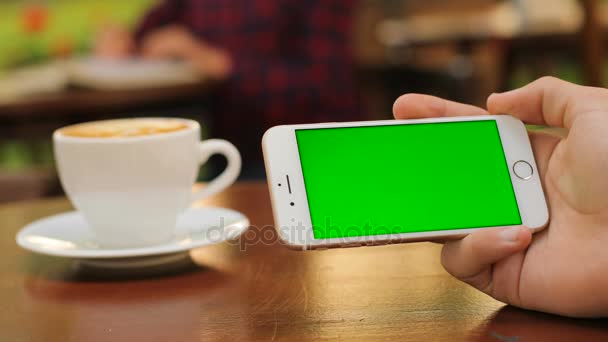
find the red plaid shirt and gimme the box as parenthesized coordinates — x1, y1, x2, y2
(135, 0, 361, 166)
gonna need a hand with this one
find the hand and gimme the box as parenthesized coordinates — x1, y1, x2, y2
(393, 77, 608, 317)
(94, 26, 134, 59)
(140, 25, 232, 79)
(140, 25, 199, 60)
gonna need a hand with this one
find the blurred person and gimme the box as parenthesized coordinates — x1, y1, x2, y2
(394, 76, 608, 318)
(95, 0, 361, 179)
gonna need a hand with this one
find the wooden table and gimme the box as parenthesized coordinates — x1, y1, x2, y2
(1, 182, 607, 341)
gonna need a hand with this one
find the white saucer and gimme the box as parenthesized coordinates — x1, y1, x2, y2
(78, 252, 193, 270)
(16, 207, 249, 259)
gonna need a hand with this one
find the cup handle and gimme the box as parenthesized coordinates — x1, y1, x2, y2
(192, 139, 241, 204)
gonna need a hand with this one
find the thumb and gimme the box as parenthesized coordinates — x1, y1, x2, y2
(441, 226, 532, 295)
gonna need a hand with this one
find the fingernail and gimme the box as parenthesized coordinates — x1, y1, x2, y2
(499, 227, 521, 242)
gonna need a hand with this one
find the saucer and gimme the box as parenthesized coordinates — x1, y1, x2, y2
(16, 207, 250, 259)
(78, 252, 192, 269)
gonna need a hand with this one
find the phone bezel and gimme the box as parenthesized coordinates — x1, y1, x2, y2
(262, 115, 549, 250)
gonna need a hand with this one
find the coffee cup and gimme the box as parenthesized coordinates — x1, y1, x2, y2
(53, 118, 241, 248)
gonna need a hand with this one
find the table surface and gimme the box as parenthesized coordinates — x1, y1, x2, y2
(1, 182, 607, 341)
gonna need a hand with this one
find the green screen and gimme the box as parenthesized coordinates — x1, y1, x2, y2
(295, 120, 521, 239)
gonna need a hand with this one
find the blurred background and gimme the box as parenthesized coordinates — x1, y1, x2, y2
(0, 0, 604, 202)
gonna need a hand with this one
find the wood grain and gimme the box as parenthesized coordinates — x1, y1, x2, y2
(1, 182, 606, 341)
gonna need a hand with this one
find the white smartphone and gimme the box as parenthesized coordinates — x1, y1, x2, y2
(262, 115, 548, 250)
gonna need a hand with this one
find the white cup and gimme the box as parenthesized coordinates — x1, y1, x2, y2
(53, 118, 241, 249)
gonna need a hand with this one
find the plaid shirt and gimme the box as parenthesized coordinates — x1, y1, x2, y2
(135, 0, 361, 166)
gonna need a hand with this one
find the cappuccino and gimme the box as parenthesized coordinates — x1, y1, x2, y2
(60, 118, 189, 138)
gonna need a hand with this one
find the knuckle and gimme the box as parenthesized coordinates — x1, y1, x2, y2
(535, 76, 562, 88)
(586, 86, 608, 99)
(463, 272, 494, 293)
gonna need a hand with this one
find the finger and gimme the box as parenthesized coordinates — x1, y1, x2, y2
(141, 44, 170, 59)
(529, 131, 561, 181)
(441, 226, 531, 294)
(140, 39, 161, 57)
(487, 76, 608, 129)
(393, 94, 488, 120)
(139, 33, 171, 58)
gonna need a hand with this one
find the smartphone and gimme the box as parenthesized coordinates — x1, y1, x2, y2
(262, 115, 548, 250)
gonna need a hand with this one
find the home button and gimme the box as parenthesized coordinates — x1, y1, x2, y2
(513, 160, 533, 180)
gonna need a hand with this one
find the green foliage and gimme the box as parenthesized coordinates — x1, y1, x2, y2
(508, 57, 584, 90)
(0, 140, 55, 171)
(0, 0, 155, 69)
